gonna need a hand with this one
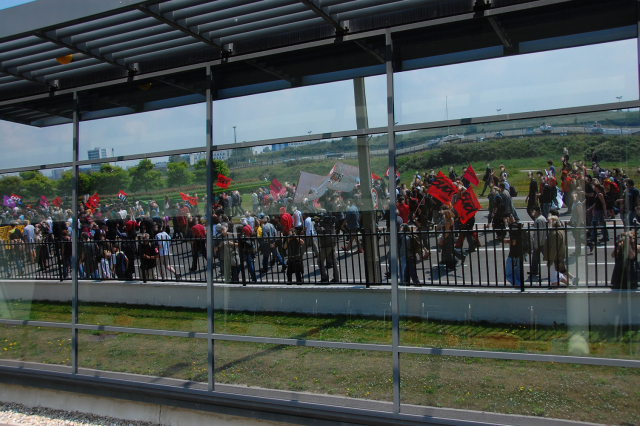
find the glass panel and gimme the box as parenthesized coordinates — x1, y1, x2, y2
(395, 109, 639, 361)
(213, 78, 385, 145)
(215, 341, 392, 403)
(77, 154, 206, 332)
(400, 354, 640, 424)
(0, 122, 72, 169)
(79, 103, 205, 160)
(0, 324, 71, 367)
(213, 135, 392, 344)
(394, 40, 639, 126)
(78, 330, 207, 382)
(0, 167, 72, 323)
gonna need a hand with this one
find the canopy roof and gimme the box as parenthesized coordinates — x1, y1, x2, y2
(0, 0, 635, 127)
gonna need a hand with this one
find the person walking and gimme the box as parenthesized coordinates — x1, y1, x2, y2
(316, 214, 339, 283)
(283, 228, 305, 284)
(259, 216, 286, 273)
(156, 225, 180, 280)
(542, 215, 577, 287)
(529, 206, 547, 279)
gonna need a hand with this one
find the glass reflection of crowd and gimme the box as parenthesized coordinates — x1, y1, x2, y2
(1, 146, 638, 289)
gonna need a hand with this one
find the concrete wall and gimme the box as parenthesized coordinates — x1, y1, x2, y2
(1, 280, 638, 326)
(0, 383, 295, 426)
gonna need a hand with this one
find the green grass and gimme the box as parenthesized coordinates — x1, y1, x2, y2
(1, 299, 640, 423)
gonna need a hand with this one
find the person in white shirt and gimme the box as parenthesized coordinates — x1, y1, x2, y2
(156, 225, 181, 281)
(303, 212, 319, 257)
(293, 206, 303, 231)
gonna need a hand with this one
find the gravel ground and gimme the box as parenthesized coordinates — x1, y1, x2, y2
(0, 403, 161, 426)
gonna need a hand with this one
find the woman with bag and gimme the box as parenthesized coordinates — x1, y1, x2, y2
(214, 223, 239, 283)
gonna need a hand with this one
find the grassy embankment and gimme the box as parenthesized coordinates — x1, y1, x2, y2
(1, 300, 639, 424)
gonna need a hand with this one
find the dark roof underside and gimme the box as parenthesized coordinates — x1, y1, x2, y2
(0, 0, 635, 127)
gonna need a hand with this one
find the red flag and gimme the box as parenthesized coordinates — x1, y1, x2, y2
(118, 190, 128, 202)
(453, 187, 481, 224)
(462, 165, 480, 186)
(86, 193, 100, 209)
(427, 171, 458, 204)
(40, 195, 49, 208)
(216, 174, 231, 189)
(180, 192, 198, 206)
(269, 178, 283, 194)
(51, 196, 62, 207)
(371, 172, 381, 180)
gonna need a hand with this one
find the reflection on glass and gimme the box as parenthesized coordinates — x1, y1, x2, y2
(78, 154, 207, 331)
(401, 354, 639, 424)
(395, 40, 639, 125)
(216, 341, 392, 403)
(0, 122, 72, 169)
(213, 135, 391, 343)
(78, 331, 207, 382)
(79, 103, 205, 160)
(394, 109, 637, 360)
(213, 78, 385, 145)
(0, 168, 72, 322)
(0, 324, 71, 367)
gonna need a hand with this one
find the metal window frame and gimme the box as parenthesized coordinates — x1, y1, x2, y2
(1, 1, 640, 421)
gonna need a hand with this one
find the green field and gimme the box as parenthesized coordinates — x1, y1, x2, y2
(1, 299, 639, 424)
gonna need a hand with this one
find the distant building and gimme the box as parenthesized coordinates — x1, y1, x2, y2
(212, 150, 231, 160)
(181, 152, 206, 165)
(87, 147, 108, 172)
(50, 169, 64, 180)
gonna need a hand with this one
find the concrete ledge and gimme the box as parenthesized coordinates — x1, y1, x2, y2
(0, 363, 604, 426)
(1, 280, 638, 326)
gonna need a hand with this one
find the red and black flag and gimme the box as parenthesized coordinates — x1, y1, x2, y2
(180, 192, 199, 206)
(86, 193, 100, 209)
(216, 174, 231, 189)
(427, 171, 457, 204)
(453, 187, 481, 224)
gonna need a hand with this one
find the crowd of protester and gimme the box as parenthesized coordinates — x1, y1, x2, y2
(1, 146, 638, 289)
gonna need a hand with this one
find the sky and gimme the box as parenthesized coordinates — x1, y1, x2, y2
(0, 31, 638, 171)
(0, 0, 34, 11)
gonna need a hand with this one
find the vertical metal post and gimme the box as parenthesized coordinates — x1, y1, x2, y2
(386, 29, 400, 417)
(353, 77, 379, 284)
(71, 91, 79, 374)
(205, 66, 215, 392)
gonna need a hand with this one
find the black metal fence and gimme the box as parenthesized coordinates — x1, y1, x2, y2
(0, 222, 637, 289)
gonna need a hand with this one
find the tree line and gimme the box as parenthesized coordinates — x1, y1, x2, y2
(0, 157, 229, 200)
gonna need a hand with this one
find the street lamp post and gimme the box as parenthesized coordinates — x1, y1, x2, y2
(233, 126, 237, 144)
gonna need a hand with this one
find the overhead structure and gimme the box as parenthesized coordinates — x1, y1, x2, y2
(0, 0, 635, 127)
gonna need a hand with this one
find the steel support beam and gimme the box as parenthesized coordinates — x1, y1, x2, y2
(244, 60, 296, 85)
(298, 0, 385, 63)
(0, 68, 53, 88)
(487, 15, 516, 52)
(205, 65, 214, 393)
(153, 77, 205, 96)
(137, 4, 227, 54)
(385, 29, 400, 418)
(71, 91, 79, 375)
(34, 31, 132, 71)
(299, 0, 344, 33)
(16, 104, 72, 120)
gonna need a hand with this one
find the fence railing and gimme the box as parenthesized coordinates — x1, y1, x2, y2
(0, 222, 637, 289)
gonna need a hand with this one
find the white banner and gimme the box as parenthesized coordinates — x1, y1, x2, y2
(293, 162, 363, 203)
(293, 171, 331, 203)
(327, 162, 360, 192)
